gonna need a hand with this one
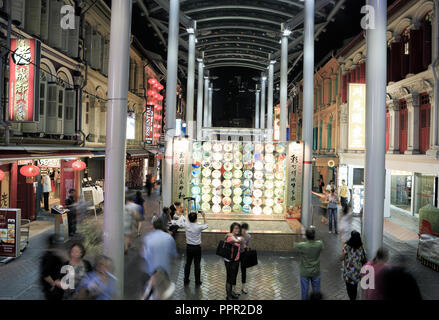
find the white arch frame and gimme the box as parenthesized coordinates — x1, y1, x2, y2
(56, 67, 74, 88)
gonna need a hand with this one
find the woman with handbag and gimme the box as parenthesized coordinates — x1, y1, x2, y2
(224, 222, 242, 300)
(340, 231, 367, 300)
(237, 223, 252, 295)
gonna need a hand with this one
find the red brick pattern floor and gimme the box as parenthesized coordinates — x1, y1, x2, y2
(383, 219, 419, 241)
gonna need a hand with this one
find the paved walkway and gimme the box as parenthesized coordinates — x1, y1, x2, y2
(1, 192, 439, 300)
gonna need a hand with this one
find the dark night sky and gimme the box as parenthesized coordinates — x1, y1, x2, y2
(113, 0, 399, 125)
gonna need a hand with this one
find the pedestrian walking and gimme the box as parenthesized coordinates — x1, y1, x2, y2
(145, 174, 153, 197)
(238, 223, 252, 295)
(224, 222, 243, 300)
(184, 211, 208, 286)
(142, 218, 178, 280)
(75, 255, 118, 300)
(42, 173, 51, 211)
(64, 189, 77, 237)
(40, 235, 64, 300)
(340, 231, 367, 300)
(339, 179, 349, 210)
(363, 248, 389, 300)
(124, 193, 142, 254)
(294, 228, 323, 300)
(134, 191, 146, 237)
(62, 242, 93, 300)
(326, 189, 338, 234)
(339, 205, 353, 244)
(318, 175, 325, 193)
(141, 268, 175, 300)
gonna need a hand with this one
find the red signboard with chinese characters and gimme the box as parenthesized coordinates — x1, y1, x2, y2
(0, 209, 21, 258)
(144, 104, 155, 144)
(290, 113, 298, 141)
(9, 39, 41, 122)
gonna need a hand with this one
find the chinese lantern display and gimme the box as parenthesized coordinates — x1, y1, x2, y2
(19, 164, 40, 177)
(0, 169, 4, 181)
(72, 160, 87, 171)
(147, 78, 164, 144)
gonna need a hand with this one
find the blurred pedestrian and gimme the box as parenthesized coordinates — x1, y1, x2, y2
(184, 211, 208, 286)
(318, 175, 325, 194)
(62, 242, 93, 300)
(40, 235, 64, 300)
(224, 223, 243, 300)
(363, 248, 389, 300)
(326, 188, 338, 234)
(141, 268, 175, 300)
(170, 201, 183, 220)
(75, 255, 118, 300)
(145, 174, 153, 197)
(64, 189, 77, 237)
(159, 207, 172, 227)
(142, 219, 178, 280)
(294, 228, 323, 300)
(339, 179, 349, 210)
(339, 205, 353, 244)
(169, 202, 186, 238)
(238, 223, 252, 295)
(124, 194, 142, 254)
(340, 231, 367, 300)
(134, 191, 146, 237)
(376, 255, 422, 300)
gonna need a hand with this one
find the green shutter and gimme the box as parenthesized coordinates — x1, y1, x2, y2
(319, 120, 323, 150)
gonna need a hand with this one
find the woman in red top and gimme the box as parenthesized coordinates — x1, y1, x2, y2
(224, 222, 242, 300)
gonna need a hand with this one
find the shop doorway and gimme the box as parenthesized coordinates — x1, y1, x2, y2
(17, 167, 36, 220)
(399, 100, 408, 153)
(419, 93, 431, 154)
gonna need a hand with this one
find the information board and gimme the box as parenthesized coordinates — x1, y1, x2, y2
(0, 209, 21, 258)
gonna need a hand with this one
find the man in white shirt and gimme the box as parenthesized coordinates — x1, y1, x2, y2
(184, 211, 208, 286)
(42, 174, 52, 211)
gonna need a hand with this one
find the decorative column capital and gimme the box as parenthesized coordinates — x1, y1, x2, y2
(387, 99, 400, 111)
(404, 93, 420, 109)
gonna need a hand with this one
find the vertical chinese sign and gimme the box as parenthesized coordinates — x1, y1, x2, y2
(0, 209, 21, 258)
(287, 142, 304, 210)
(290, 113, 298, 141)
(9, 39, 41, 122)
(144, 104, 154, 144)
(172, 139, 190, 204)
(348, 83, 366, 150)
(273, 104, 280, 141)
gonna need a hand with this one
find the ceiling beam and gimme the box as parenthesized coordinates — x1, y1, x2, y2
(197, 33, 279, 44)
(197, 40, 276, 51)
(205, 52, 269, 60)
(197, 16, 281, 26)
(205, 63, 267, 72)
(205, 57, 267, 66)
(203, 47, 271, 57)
(184, 5, 295, 18)
(149, 0, 193, 28)
(198, 25, 279, 34)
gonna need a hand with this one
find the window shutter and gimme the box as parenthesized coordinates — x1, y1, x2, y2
(11, 0, 26, 28)
(85, 24, 93, 63)
(48, 0, 62, 49)
(46, 83, 58, 133)
(40, 0, 50, 41)
(25, 0, 41, 36)
(102, 38, 110, 75)
(67, 16, 80, 58)
(91, 32, 102, 70)
(64, 89, 76, 135)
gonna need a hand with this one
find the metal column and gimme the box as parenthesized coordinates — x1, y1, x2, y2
(255, 85, 260, 129)
(260, 75, 267, 132)
(163, 0, 180, 207)
(208, 84, 213, 127)
(186, 26, 196, 139)
(196, 57, 204, 140)
(267, 60, 275, 142)
(103, 0, 132, 298)
(301, 0, 315, 229)
(363, 0, 387, 259)
(280, 27, 289, 142)
(203, 77, 209, 128)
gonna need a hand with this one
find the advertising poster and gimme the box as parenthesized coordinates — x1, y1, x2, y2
(348, 83, 366, 150)
(9, 39, 41, 122)
(286, 142, 304, 210)
(0, 209, 21, 258)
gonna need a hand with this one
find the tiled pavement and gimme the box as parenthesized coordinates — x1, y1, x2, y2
(2, 192, 439, 300)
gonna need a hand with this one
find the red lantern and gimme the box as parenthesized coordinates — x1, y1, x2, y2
(0, 169, 4, 181)
(20, 165, 40, 177)
(153, 92, 159, 100)
(157, 94, 164, 101)
(148, 78, 157, 85)
(157, 154, 163, 159)
(157, 84, 164, 91)
(147, 90, 155, 96)
(72, 160, 86, 171)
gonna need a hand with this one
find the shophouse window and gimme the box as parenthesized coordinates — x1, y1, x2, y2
(40, 82, 46, 116)
(58, 89, 64, 119)
(414, 174, 435, 213)
(390, 171, 412, 212)
(329, 78, 333, 102)
(85, 102, 89, 125)
(401, 29, 410, 78)
(422, 12, 432, 69)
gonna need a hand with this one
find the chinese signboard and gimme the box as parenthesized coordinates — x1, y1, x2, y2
(9, 39, 41, 122)
(286, 142, 304, 209)
(1, 172, 9, 208)
(144, 104, 154, 144)
(348, 83, 366, 150)
(38, 159, 61, 168)
(0, 209, 21, 258)
(127, 114, 136, 140)
(290, 113, 298, 141)
(172, 139, 190, 204)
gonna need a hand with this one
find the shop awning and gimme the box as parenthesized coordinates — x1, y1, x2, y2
(0, 148, 93, 162)
(127, 149, 151, 158)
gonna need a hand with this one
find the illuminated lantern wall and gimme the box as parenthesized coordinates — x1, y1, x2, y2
(146, 78, 164, 144)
